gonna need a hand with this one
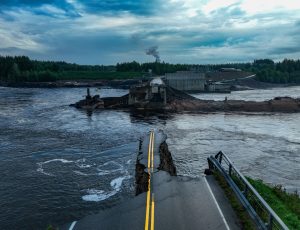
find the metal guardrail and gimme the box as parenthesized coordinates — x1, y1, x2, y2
(207, 151, 289, 230)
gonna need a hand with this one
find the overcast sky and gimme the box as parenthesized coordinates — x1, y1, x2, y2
(0, 0, 300, 64)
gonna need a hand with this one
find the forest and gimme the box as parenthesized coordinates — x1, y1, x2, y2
(251, 59, 300, 83)
(0, 55, 300, 83)
(116, 59, 300, 83)
(0, 56, 116, 82)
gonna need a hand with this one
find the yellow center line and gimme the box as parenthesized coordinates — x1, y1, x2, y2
(145, 130, 156, 230)
(145, 131, 153, 230)
(145, 182, 151, 230)
(147, 132, 152, 169)
(150, 131, 155, 230)
(151, 193, 155, 230)
(151, 132, 154, 170)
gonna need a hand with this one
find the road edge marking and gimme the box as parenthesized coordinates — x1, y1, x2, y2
(69, 221, 77, 230)
(204, 176, 231, 230)
(145, 131, 153, 230)
(151, 132, 154, 169)
(147, 132, 152, 169)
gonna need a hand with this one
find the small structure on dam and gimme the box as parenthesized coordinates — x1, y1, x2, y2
(71, 88, 104, 110)
(128, 77, 167, 106)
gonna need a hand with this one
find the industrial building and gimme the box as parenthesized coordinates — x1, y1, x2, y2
(163, 71, 206, 92)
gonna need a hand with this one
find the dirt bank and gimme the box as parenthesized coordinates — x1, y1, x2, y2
(167, 97, 300, 113)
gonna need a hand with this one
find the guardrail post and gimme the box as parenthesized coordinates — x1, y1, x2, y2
(219, 153, 223, 165)
(207, 157, 213, 170)
(244, 184, 248, 198)
(267, 214, 273, 230)
(229, 164, 232, 176)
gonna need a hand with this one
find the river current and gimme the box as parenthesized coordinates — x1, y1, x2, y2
(0, 86, 299, 229)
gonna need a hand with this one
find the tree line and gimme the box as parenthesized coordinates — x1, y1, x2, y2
(0, 56, 115, 82)
(251, 59, 300, 83)
(1, 55, 300, 83)
(117, 59, 300, 83)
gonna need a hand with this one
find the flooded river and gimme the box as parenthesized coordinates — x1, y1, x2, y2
(0, 86, 299, 229)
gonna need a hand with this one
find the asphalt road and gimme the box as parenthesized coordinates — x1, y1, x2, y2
(61, 130, 241, 230)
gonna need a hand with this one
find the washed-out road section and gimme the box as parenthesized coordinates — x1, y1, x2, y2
(62, 130, 241, 230)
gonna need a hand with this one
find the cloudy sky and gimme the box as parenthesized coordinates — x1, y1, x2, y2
(0, 0, 300, 64)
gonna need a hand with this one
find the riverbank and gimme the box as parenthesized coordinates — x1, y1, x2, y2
(213, 172, 300, 229)
(247, 178, 300, 229)
(167, 97, 300, 113)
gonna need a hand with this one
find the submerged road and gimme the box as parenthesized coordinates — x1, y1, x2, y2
(62, 130, 241, 230)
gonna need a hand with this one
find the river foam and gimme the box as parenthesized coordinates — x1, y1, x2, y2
(97, 161, 125, 176)
(75, 158, 93, 169)
(37, 158, 74, 176)
(82, 175, 131, 202)
(82, 189, 117, 202)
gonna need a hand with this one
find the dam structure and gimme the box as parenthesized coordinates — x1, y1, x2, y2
(163, 71, 206, 92)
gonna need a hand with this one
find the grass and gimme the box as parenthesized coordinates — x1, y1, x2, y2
(247, 178, 300, 230)
(213, 172, 257, 230)
(46, 225, 56, 230)
(214, 170, 300, 229)
(59, 71, 144, 80)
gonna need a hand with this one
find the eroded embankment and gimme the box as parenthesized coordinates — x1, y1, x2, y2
(158, 141, 177, 176)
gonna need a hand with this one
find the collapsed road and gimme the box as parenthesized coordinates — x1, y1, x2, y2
(61, 130, 243, 230)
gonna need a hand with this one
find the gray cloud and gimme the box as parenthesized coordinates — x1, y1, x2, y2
(0, 0, 300, 64)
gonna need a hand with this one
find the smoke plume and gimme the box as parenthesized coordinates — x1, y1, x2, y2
(146, 46, 160, 62)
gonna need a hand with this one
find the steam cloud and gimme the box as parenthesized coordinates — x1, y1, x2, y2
(146, 46, 160, 62)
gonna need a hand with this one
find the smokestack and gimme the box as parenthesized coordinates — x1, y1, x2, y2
(146, 46, 160, 62)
